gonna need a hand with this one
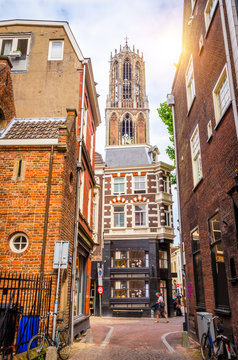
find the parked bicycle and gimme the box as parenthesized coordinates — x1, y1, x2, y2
(27, 313, 70, 360)
(200, 315, 237, 360)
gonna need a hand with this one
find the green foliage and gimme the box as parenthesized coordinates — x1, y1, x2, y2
(157, 102, 176, 185)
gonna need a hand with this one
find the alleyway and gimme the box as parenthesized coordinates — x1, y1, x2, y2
(70, 316, 201, 360)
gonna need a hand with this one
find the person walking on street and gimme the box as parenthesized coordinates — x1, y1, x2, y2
(155, 292, 169, 323)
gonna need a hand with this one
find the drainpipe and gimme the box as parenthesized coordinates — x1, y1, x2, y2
(219, 0, 238, 139)
(40, 145, 54, 278)
(167, 94, 189, 334)
(70, 61, 87, 343)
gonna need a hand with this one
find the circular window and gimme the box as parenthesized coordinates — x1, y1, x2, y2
(9, 233, 29, 253)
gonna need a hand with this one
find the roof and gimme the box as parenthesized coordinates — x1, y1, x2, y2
(105, 146, 152, 167)
(0, 117, 66, 145)
(95, 152, 104, 165)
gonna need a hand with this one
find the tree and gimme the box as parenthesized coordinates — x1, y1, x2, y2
(157, 101, 176, 185)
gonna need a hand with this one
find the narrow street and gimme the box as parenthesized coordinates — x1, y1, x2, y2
(70, 316, 201, 360)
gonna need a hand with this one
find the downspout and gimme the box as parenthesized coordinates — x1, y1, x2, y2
(219, 0, 238, 139)
(167, 94, 189, 333)
(70, 61, 86, 343)
(40, 145, 54, 278)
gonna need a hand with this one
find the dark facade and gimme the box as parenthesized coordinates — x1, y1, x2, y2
(171, 0, 238, 347)
(91, 42, 175, 317)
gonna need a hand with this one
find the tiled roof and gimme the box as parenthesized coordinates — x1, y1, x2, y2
(1, 118, 66, 139)
(105, 146, 152, 167)
(95, 152, 104, 164)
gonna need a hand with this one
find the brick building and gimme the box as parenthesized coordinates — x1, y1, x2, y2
(0, 20, 101, 339)
(91, 42, 175, 317)
(169, 0, 238, 347)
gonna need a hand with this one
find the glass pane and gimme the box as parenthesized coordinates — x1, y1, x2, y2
(191, 228, 200, 253)
(209, 214, 222, 243)
(51, 41, 63, 59)
(193, 252, 205, 306)
(17, 39, 28, 56)
(2, 40, 12, 55)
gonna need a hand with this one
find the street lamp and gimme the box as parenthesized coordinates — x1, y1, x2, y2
(227, 169, 238, 240)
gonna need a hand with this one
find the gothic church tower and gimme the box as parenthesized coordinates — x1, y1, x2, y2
(105, 40, 150, 147)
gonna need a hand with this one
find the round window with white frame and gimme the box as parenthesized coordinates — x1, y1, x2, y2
(9, 233, 29, 253)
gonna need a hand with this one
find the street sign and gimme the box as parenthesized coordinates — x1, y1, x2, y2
(97, 286, 103, 295)
(98, 277, 103, 286)
(176, 284, 179, 288)
(53, 241, 69, 269)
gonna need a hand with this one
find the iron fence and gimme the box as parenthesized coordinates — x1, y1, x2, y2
(0, 272, 52, 357)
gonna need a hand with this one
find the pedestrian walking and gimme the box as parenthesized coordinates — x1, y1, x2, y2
(155, 292, 169, 323)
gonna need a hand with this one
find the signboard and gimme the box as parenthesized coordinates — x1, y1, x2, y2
(176, 284, 179, 288)
(53, 241, 69, 269)
(97, 286, 103, 295)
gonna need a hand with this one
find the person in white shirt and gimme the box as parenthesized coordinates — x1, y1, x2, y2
(155, 292, 169, 323)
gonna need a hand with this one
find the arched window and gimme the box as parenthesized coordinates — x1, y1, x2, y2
(122, 113, 133, 144)
(113, 61, 119, 104)
(123, 58, 131, 99)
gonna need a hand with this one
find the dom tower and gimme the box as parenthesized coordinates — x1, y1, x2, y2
(91, 41, 175, 318)
(106, 40, 149, 148)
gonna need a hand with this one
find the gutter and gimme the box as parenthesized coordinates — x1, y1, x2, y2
(40, 145, 54, 277)
(70, 61, 86, 343)
(219, 0, 238, 139)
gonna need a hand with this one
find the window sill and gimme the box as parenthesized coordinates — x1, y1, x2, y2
(214, 101, 232, 131)
(186, 95, 196, 117)
(134, 226, 148, 229)
(112, 227, 127, 230)
(192, 177, 203, 192)
(214, 308, 231, 317)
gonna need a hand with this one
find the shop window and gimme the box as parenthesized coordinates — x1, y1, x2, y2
(111, 250, 149, 268)
(208, 213, 230, 310)
(191, 228, 205, 308)
(111, 280, 148, 298)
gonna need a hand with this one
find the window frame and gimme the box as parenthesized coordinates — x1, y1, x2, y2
(190, 125, 203, 187)
(134, 203, 147, 227)
(48, 40, 64, 61)
(162, 176, 170, 193)
(113, 177, 125, 194)
(204, 0, 219, 33)
(185, 55, 196, 112)
(164, 204, 172, 227)
(134, 175, 146, 194)
(212, 64, 231, 125)
(9, 232, 29, 254)
(113, 205, 125, 228)
(159, 250, 168, 269)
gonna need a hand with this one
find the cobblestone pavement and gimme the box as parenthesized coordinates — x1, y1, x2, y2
(70, 316, 201, 360)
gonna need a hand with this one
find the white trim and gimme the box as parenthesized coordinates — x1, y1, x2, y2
(0, 139, 58, 145)
(48, 39, 64, 61)
(9, 232, 29, 253)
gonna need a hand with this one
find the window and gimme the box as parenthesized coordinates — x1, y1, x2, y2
(74, 255, 86, 316)
(88, 187, 92, 225)
(48, 40, 64, 60)
(190, 125, 202, 186)
(135, 205, 146, 226)
(114, 206, 125, 227)
(209, 213, 230, 309)
(207, 120, 212, 140)
(163, 176, 169, 193)
(122, 113, 134, 144)
(0, 36, 30, 71)
(204, 0, 218, 32)
(113, 61, 119, 105)
(134, 176, 146, 193)
(164, 205, 171, 226)
(159, 250, 168, 269)
(114, 177, 125, 194)
(79, 170, 84, 213)
(111, 280, 148, 298)
(213, 65, 231, 124)
(111, 250, 149, 268)
(123, 58, 131, 99)
(83, 107, 88, 140)
(9, 233, 29, 253)
(191, 228, 205, 308)
(185, 55, 195, 111)
(0, 108, 6, 131)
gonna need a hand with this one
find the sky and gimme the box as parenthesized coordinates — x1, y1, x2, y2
(0, 0, 184, 243)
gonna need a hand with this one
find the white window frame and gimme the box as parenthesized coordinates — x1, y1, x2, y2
(79, 170, 84, 213)
(83, 107, 88, 140)
(48, 40, 64, 61)
(204, 0, 219, 33)
(134, 203, 147, 227)
(9, 233, 29, 253)
(212, 64, 231, 125)
(185, 55, 196, 111)
(88, 187, 92, 226)
(134, 175, 146, 193)
(191, 0, 197, 12)
(164, 205, 172, 227)
(113, 206, 125, 228)
(190, 125, 203, 186)
(113, 177, 125, 194)
(0, 36, 31, 56)
(163, 176, 170, 193)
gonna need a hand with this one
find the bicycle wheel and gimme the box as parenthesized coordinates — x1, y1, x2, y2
(27, 334, 49, 360)
(201, 333, 214, 360)
(57, 328, 71, 360)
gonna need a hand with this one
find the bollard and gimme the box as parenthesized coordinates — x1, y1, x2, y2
(182, 331, 189, 347)
(46, 346, 57, 360)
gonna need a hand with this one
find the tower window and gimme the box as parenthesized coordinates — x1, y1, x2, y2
(123, 58, 131, 99)
(122, 113, 134, 144)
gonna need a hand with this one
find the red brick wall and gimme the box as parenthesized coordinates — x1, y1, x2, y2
(173, 0, 238, 345)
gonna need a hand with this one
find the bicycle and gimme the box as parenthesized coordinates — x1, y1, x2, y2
(27, 313, 71, 360)
(200, 315, 237, 360)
